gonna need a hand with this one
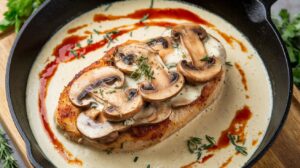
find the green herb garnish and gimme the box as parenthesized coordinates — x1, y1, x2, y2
(129, 31, 133, 37)
(70, 49, 78, 58)
(87, 34, 93, 45)
(225, 61, 233, 66)
(133, 156, 139, 162)
(228, 134, 248, 156)
(0, 0, 45, 33)
(146, 164, 151, 168)
(104, 30, 119, 48)
(166, 63, 177, 69)
(140, 14, 149, 23)
(106, 90, 116, 94)
(150, 0, 154, 9)
(0, 129, 18, 168)
(130, 56, 155, 80)
(187, 135, 215, 161)
(273, 9, 300, 86)
(104, 3, 112, 11)
(200, 56, 210, 62)
(93, 29, 100, 35)
(76, 43, 82, 48)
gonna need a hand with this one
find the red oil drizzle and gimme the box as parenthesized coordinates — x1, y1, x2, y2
(94, 8, 247, 53)
(252, 139, 258, 146)
(67, 24, 88, 34)
(234, 63, 248, 91)
(220, 156, 233, 168)
(213, 29, 248, 53)
(39, 35, 87, 165)
(94, 8, 213, 27)
(200, 154, 214, 163)
(181, 154, 214, 168)
(209, 106, 252, 151)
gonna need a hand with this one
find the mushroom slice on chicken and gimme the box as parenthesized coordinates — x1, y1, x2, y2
(76, 109, 126, 140)
(172, 23, 223, 83)
(90, 87, 144, 121)
(134, 103, 171, 125)
(146, 37, 174, 58)
(69, 66, 124, 107)
(114, 41, 154, 74)
(139, 53, 185, 102)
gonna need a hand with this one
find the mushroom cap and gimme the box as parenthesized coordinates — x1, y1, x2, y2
(177, 57, 222, 83)
(139, 71, 185, 102)
(69, 66, 125, 107)
(171, 23, 226, 83)
(114, 41, 154, 74)
(100, 88, 144, 121)
(128, 103, 172, 125)
(76, 109, 126, 139)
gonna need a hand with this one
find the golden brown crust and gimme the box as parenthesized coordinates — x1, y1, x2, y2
(55, 47, 225, 152)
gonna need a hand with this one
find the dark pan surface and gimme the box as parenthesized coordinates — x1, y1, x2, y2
(6, 0, 292, 167)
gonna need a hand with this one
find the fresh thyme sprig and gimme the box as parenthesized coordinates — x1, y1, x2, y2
(0, 129, 18, 168)
(150, 0, 154, 9)
(87, 34, 93, 45)
(104, 3, 112, 11)
(187, 135, 216, 161)
(225, 61, 233, 66)
(140, 14, 149, 23)
(228, 134, 248, 156)
(130, 56, 155, 81)
(104, 30, 119, 48)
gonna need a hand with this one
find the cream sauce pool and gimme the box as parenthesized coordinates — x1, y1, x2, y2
(26, 0, 273, 167)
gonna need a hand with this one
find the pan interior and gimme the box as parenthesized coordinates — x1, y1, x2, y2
(25, 0, 272, 167)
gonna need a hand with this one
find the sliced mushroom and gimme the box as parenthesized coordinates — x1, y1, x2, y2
(170, 84, 204, 107)
(114, 42, 154, 74)
(139, 53, 185, 102)
(146, 37, 174, 58)
(124, 103, 172, 126)
(69, 66, 125, 107)
(90, 87, 144, 121)
(76, 109, 126, 140)
(172, 24, 223, 83)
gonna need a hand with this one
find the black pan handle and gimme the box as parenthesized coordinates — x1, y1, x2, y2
(259, 0, 277, 9)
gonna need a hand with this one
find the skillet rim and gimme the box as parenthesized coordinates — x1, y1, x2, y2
(4, 0, 292, 167)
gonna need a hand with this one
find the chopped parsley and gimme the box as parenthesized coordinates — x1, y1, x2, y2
(133, 156, 139, 162)
(187, 135, 216, 161)
(225, 61, 233, 66)
(140, 14, 149, 23)
(200, 56, 210, 62)
(106, 89, 116, 94)
(166, 63, 177, 69)
(104, 30, 119, 48)
(76, 43, 82, 48)
(150, 0, 154, 9)
(273, 9, 300, 86)
(93, 29, 100, 35)
(130, 56, 155, 81)
(228, 134, 248, 156)
(70, 49, 78, 58)
(104, 3, 112, 11)
(87, 34, 93, 45)
(146, 164, 151, 168)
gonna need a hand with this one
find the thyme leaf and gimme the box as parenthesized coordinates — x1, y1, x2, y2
(228, 134, 248, 156)
(0, 129, 18, 168)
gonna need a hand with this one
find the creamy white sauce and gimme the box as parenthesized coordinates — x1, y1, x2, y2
(26, 0, 273, 167)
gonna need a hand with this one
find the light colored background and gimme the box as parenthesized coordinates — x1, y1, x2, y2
(0, 0, 299, 167)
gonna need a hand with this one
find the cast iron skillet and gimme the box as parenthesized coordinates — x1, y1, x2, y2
(6, 0, 292, 167)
